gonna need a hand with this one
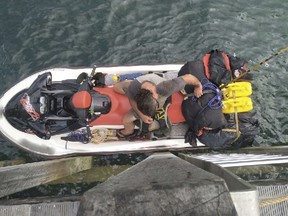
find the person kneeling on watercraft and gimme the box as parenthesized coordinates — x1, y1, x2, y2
(113, 73, 203, 139)
(179, 49, 259, 149)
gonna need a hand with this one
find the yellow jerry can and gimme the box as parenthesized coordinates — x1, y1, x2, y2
(221, 82, 252, 100)
(222, 97, 253, 114)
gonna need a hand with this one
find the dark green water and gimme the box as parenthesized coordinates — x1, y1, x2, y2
(0, 0, 287, 160)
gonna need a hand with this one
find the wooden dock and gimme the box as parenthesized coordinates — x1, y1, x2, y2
(1, 147, 288, 216)
(0, 156, 92, 198)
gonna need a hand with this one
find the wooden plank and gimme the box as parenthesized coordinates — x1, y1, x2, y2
(48, 165, 132, 184)
(227, 164, 288, 177)
(0, 159, 26, 167)
(0, 156, 92, 198)
(0, 195, 81, 205)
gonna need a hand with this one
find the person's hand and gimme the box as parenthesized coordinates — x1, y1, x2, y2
(194, 84, 203, 98)
(140, 114, 154, 124)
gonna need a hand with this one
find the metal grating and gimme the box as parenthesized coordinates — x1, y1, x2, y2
(257, 185, 288, 216)
(0, 201, 79, 216)
(192, 153, 288, 167)
(31, 202, 79, 216)
(0, 205, 31, 216)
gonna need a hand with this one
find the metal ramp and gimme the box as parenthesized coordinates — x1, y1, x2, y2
(190, 153, 288, 216)
(192, 153, 288, 167)
(0, 201, 80, 216)
(180, 153, 260, 216)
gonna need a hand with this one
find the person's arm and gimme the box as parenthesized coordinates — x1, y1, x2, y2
(180, 74, 203, 98)
(129, 98, 153, 124)
(158, 74, 203, 98)
(113, 80, 133, 95)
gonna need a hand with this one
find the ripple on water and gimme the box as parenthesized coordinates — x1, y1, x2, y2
(0, 0, 287, 160)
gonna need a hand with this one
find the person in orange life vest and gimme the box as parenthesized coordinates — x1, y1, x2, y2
(179, 50, 249, 95)
(178, 50, 257, 149)
(113, 73, 203, 138)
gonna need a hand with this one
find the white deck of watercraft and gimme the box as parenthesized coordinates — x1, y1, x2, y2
(0, 65, 203, 157)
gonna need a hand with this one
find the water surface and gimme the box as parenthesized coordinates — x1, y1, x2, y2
(0, 0, 287, 159)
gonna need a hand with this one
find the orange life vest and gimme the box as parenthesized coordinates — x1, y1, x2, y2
(202, 51, 231, 79)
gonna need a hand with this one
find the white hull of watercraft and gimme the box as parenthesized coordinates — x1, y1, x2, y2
(0, 65, 204, 158)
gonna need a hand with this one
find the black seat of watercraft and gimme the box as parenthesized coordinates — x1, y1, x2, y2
(35, 73, 111, 121)
(38, 90, 74, 117)
(5, 72, 112, 139)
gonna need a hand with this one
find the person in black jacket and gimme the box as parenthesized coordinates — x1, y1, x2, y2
(179, 50, 259, 149)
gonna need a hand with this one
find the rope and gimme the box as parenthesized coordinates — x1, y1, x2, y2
(190, 79, 223, 111)
(91, 129, 107, 144)
(90, 129, 119, 144)
(232, 90, 241, 139)
(260, 194, 288, 207)
(221, 46, 288, 89)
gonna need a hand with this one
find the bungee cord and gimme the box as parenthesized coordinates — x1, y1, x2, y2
(221, 47, 288, 89)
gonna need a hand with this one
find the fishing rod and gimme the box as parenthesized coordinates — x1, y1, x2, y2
(221, 46, 288, 89)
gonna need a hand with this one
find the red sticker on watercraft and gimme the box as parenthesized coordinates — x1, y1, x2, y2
(20, 93, 40, 120)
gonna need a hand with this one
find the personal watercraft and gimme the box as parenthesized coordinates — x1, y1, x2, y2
(0, 62, 258, 158)
(0, 65, 202, 158)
